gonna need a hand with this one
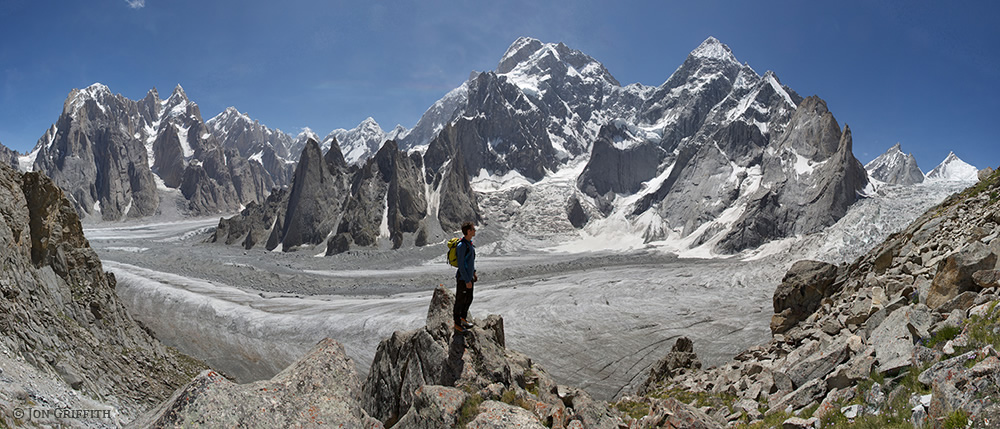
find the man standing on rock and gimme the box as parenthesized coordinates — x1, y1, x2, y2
(454, 222, 478, 332)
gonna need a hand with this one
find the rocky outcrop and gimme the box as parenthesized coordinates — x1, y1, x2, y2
(210, 187, 289, 249)
(332, 140, 428, 251)
(362, 286, 622, 428)
(434, 136, 481, 233)
(631, 169, 1000, 427)
(216, 133, 476, 253)
(566, 194, 588, 228)
(865, 143, 925, 185)
(770, 260, 841, 335)
(640, 337, 702, 393)
(130, 338, 382, 428)
(0, 163, 204, 421)
(0, 141, 18, 169)
(274, 138, 351, 250)
(718, 98, 868, 252)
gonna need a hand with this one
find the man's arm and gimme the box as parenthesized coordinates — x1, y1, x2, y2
(457, 242, 474, 284)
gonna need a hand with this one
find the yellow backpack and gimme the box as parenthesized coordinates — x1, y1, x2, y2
(446, 238, 461, 267)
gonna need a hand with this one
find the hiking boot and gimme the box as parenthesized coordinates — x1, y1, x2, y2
(453, 323, 466, 333)
(460, 318, 474, 329)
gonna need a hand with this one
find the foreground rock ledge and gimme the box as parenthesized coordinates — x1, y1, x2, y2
(129, 338, 382, 428)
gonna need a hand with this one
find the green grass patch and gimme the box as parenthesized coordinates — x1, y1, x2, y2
(522, 368, 539, 396)
(648, 387, 738, 412)
(961, 300, 1000, 353)
(614, 399, 651, 421)
(926, 325, 963, 349)
(942, 409, 969, 429)
(500, 389, 534, 412)
(734, 409, 794, 429)
(456, 393, 484, 429)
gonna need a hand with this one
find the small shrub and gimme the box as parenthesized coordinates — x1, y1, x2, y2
(614, 400, 650, 420)
(735, 409, 794, 429)
(964, 302, 1000, 352)
(649, 387, 737, 411)
(456, 393, 484, 428)
(501, 389, 517, 405)
(523, 368, 539, 396)
(942, 409, 969, 429)
(926, 325, 963, 348)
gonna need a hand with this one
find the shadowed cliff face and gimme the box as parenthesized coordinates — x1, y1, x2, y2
(0, 163, 204, 420)
(212, 137, 471, 254)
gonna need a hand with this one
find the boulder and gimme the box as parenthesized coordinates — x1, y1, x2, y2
(926, 242, 997, 309)
(825, 355, 874, 390)
(972, 269, 1000, 288)
(869, 305, 931, 374)
(639, 398, 723, 429)
(768, 378, 826, 415)
(786, 338, 849, 388)
(782, 416, 820, 429)
(934, 291, 979, 314)
(771, 260, 840, 335)
(979, 167, 995, 182)
(130, 338, 382, 428)
(393, 386, 467, 429)
(466, 401, 546, 429)
(566, 195, 589, 228)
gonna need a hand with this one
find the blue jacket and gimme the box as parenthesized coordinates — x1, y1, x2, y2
(456, 238, 476, 283)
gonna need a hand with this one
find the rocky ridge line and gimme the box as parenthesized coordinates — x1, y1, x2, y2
(0, 163, 204, 426)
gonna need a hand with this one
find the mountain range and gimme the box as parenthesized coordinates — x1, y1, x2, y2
(0, 36, 984, 255)
(215, 36, 873, 254)
(865, 143, 979, 186)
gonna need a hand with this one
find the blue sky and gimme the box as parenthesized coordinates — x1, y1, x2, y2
(1, 1, 997, 170)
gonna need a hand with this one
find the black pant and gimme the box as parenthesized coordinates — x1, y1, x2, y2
(454, 278, 474, 325)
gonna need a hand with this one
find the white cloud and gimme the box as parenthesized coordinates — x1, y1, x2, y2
(126, 0, 145, 9)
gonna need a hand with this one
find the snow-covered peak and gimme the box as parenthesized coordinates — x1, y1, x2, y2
(296, 127, 319, 142)
(864, 143, 924, 186)
(163, 85, 193, 118)
(83, 82, 111, 96)
(926, 151, 979, 182)
(325, 118, 396, 165)
(496, 37, 619, 105)
(170, 84, 188, 100)
(690, 36, 740, 64)
(497, 37, 544, 74)
(387, 124, 409, 141)
(208, 107, 254, 129)
(66, 83, 114, 116)
(358, 117, 381, 131)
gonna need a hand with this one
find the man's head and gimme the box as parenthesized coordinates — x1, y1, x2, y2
(461, 222, 476, 238)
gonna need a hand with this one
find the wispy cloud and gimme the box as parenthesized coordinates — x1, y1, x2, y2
(126, 0, 145, 9)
